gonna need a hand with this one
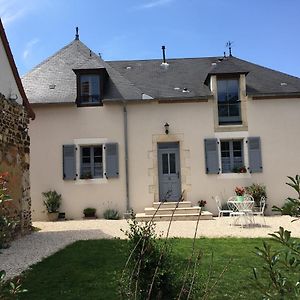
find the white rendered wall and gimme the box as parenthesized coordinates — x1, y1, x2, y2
(0, 38, 21, 101)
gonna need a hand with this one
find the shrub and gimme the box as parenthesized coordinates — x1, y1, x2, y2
(273, 175, 300, 217)
(0, 270, 27, 299)
(245, 183, 267, 206)
(253, 227, 300, 299)
(103, 209, 119, 220)
(42, 190, 61, 213)
(120, 215, 175, 299)
(0, 172, 18, 249)
(83, 207, 96, 217)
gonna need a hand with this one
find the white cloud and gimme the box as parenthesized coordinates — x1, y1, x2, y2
(0, 0, 37, 26)
(134, 0, 174, 10)
(23, 38, 39, 60)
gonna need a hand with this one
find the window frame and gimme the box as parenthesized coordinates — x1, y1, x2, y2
(217, 77, 241, 125)
(74, 138, 108, 183)
(80, 145, 103, 179)
(220, 139, 245, 173)
(73, 68, 106, 107)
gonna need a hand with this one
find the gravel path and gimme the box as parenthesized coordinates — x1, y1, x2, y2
(1, 216, 299, 279)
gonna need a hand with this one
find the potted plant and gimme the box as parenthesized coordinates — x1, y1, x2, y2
(232, 166, 247, 173)
(245, 183, 267, 207)
(83, 207, 97, 218)
(235, 186, 245, 202)
(103, 208, 120, 220)
(198, 200, 207, 209)
(42, 190, 61, 221)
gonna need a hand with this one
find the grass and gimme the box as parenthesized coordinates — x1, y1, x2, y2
(18, 238, 279, 300)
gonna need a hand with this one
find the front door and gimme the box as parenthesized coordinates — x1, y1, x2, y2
(158, 142, 181, 201)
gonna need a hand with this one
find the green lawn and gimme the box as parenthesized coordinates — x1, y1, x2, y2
(19, 238, 276, 300)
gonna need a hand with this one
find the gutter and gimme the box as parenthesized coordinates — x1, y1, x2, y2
(123, 102, 130, 213)
(250, 92, 300, 100)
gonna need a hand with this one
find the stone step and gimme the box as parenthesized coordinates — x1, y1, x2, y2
(144, 206, 202, 216)
(152, 201, 192, 209)
(135, 211, 213, 222)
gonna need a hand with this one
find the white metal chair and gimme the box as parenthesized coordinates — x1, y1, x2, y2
(214, 196, 233, 217)
(251, 196, 266, 227)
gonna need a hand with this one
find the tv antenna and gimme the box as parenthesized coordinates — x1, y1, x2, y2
(226, 41, 233, 56)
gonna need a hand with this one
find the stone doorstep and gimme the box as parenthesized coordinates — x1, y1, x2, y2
(135, 211, 213, 222)
(144, 206, 203, 216)
(152, 201, 192, 209)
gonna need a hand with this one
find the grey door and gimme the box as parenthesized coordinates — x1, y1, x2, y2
(158, 142, 181, 201)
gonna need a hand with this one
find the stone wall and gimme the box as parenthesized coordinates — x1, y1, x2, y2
(0, 93, 31, 232)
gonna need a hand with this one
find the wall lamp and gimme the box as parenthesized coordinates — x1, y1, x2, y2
(164, 122, 169, 135)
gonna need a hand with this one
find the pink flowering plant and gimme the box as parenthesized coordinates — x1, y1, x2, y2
(235, 186, 245, 196)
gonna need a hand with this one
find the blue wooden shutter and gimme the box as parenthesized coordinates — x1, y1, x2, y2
(63, 145, 76, 180)
(105, 143, 119, 178)
(248, 137, 262, 173)
(204, 138, 220, 174)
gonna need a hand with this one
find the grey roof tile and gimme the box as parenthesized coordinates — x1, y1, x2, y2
(22, 39, 300, 104)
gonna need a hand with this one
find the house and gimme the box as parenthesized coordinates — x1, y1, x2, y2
(22, 30, 300, 221)
(0, 18, 34, 231)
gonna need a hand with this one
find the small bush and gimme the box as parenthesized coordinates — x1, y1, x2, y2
(0, 172, 18, 249)
(273, 175, 300, 217)
(245, 183, 267, 206)
(83, 207, 96, 217)
(0, 270, 27, 299)
(120, 215, 175, 299)
(42, 190, 61, 213)
(253, 227, 300, 299)
(103, 209, 119, 220)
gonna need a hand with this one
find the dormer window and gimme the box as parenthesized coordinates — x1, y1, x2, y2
(74, 68, 106, 107)
(80, 74, 100, 104)
(217, 78, 241, 125)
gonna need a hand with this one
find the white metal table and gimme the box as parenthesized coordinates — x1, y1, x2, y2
(227, 199, 255, 227)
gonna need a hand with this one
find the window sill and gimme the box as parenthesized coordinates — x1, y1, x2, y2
(217, 173, 251, 179)
(75, 178, 108, 184)
(215, 124, 248, 132)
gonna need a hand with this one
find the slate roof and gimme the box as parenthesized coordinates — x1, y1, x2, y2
(22, 38, 300, 104)
(22, 39, 143, 104)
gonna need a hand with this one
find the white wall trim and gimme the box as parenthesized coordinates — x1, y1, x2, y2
(73, 137, 109, 184)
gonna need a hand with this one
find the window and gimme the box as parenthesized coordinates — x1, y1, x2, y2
(220, 140, 244, 173)
(204, 137, 262, 175)
(79, 74, 101, 104)
(80, 146, 103, 179)
(217, 79, 241, 125)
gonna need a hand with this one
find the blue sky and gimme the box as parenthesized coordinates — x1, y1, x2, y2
(1, 0, 300, 77)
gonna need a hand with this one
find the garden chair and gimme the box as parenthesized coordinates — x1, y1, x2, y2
(214, 196, 233, 217)
(251, 196, 266, 227)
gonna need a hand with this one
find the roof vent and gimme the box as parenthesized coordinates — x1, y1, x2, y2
(49, 84, 56, 89)
(161, 62, 169, 69)
(280, 82, 287, 86)
(182, 88, 190, 93)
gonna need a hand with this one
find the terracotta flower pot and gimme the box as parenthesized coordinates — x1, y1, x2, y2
(47, 212, 59, 221)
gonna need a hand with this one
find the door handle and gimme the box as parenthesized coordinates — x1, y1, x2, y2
(177, 172, 180, 179)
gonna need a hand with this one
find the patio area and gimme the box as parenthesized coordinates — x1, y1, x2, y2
(0, 216, 299, 279)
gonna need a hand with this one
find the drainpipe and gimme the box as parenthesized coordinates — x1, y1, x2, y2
(123, 102, 130, 213)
